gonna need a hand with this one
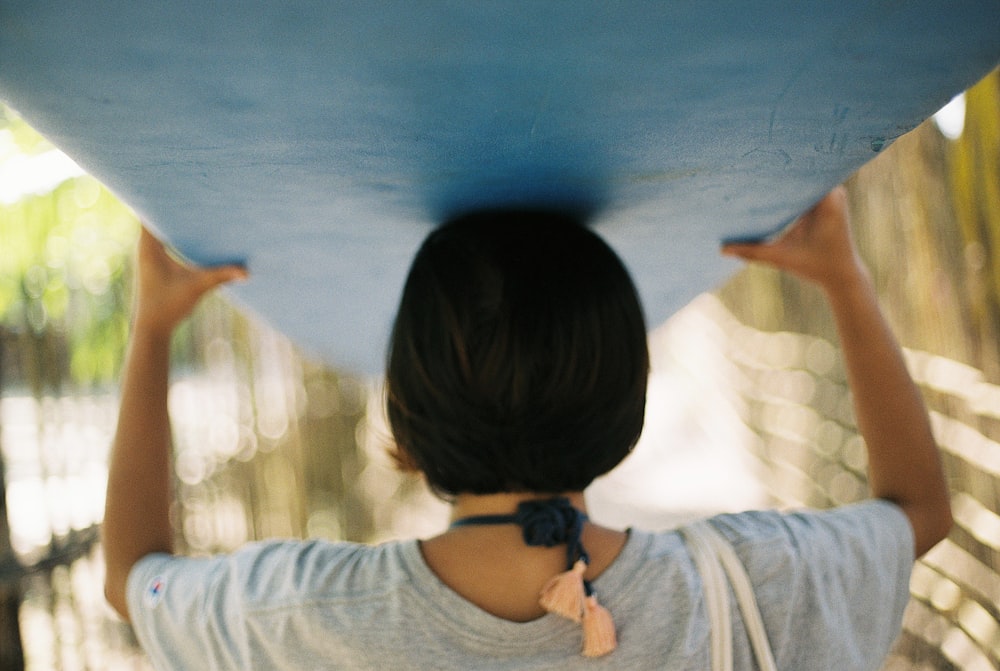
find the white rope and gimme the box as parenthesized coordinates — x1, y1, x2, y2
(681, 522, 733, 671)
(681, 521, 777, 671)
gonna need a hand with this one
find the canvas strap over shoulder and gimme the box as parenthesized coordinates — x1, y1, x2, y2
(681, 521, 778, 671)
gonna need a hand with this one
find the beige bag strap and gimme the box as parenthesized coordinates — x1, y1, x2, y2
(681, 521, 778, 671)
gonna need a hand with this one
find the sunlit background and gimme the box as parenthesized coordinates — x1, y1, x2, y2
(0, 68, 998, 670)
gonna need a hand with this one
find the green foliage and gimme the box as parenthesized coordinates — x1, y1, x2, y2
(0, 106, 51, 158)
(0, 107, 138, 388)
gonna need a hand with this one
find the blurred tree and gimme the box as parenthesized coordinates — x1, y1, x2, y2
(0, 343, 25, 670)
(948, 72, 1000, 380)
(0, 105, 138, 669)
(716, 68, 1000, 670)
(0, 106, 138, 392)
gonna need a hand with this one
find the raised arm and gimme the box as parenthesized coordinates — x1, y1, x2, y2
(103, 228, 247, 620)
(722, 186, 952, 558)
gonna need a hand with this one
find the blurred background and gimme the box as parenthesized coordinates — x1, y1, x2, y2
(0, 68, 997, 670)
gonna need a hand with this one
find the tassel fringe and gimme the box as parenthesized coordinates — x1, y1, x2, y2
(581, 594, 617, 657)
(539, 559, 587, 622)
(453, 501, 616, 658)
(539, 560, 618, 657)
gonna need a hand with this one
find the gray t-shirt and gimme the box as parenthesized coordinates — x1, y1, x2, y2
(127, 500, 913, 670)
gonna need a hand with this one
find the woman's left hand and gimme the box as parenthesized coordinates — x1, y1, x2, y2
(134, 227, 248, 336)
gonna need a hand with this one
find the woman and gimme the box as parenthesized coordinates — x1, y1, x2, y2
(103, 187, 951, 669)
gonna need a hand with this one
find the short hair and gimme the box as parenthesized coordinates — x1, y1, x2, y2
(385, 210, 649, 498)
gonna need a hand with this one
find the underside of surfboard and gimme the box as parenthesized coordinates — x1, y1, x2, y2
(1, 2, 997, 370)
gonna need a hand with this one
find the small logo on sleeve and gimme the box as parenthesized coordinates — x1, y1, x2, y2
(143, 576, 166, 609)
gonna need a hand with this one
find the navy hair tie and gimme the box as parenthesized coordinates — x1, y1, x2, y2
(449, 497, 616, 656)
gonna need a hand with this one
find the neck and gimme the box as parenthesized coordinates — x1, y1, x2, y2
(450, 492, 588, 523)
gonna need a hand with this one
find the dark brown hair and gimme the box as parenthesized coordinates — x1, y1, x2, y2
(385, 210, 649, 497)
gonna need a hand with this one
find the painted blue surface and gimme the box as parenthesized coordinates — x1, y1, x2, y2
(1, 2, 998, 370)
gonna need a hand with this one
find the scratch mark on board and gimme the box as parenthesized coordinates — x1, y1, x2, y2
(529, 88, 552, 141)
(768, 61, 811, 143)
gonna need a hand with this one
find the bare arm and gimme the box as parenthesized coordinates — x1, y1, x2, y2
(722, 187, 952, 557)
(103, 228, 247, 620)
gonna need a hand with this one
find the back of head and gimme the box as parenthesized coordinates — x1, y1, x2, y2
(386, 210, 649, 498)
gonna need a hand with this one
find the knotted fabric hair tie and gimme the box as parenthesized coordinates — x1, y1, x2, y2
(450, 497, 617, 657)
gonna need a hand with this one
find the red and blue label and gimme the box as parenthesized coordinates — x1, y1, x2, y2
(143, 576, 166, 609)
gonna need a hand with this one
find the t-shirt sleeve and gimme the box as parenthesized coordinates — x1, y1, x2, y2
(711, 499, 914, 671)
(126, 551, 250, 670)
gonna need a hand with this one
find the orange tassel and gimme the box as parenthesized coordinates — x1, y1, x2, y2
(539, 559, 587, 622)
(581, 594, 617, 657)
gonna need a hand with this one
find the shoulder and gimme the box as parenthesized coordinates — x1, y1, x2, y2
(127, 538, 416, 617)
(703, 501, 914, 669)
(708, 499, 913, 570)
(125, 540, 421, 669)
(701, 500, 914, 618)
(627, 499, 911, 569)
(618, 502, 913, 670)
(240, 538, 417, 607)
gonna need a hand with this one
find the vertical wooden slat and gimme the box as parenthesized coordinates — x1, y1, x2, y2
(0, 330, 26, 670)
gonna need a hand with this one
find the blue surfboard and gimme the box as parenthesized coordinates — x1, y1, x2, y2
(1, 2, 997, 370)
